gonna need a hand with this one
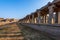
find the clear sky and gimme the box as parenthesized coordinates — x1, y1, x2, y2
(0, 0, 53, 19)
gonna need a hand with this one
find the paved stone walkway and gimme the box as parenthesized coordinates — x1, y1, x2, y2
(19, 24, 52, 40)
(20, 23, 60, 40)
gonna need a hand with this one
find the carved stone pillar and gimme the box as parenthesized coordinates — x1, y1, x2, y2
(53, 12, 58, 24)
(43, 15, 46, 24)
(45, 15, 47, 24)
(48, 5, 55, 24)
(58, 12, 60, 24)
(37, 11, 41, 24)
(29, 16, 31, 23)
(55, 12, 58, 24)
(32, 15, 35, 23)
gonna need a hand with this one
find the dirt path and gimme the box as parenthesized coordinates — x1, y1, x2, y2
(0, 23, 24, 40)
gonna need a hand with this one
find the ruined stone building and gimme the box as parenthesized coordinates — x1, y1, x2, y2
(19, 0, 60, 24)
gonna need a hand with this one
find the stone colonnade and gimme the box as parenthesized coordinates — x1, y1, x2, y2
(19, 4, 60, 24)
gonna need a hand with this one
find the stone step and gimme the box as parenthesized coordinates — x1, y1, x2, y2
(0, 33, 24, 40)
(0, 36, 24, 40)
(0, 32, 24, 37)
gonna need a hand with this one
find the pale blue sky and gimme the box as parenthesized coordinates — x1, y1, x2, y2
(0, 0, 53, 19)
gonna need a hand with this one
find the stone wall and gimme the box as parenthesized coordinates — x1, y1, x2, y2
(18, 24, 53, 40)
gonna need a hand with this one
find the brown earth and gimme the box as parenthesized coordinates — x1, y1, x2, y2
(0, 23, 24, 40)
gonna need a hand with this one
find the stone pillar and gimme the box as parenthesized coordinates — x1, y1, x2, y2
(27, 19, 29, 23)
(41, 16, 44, 24)
(53, 12, 58, 24)
(46, 14, 49, 24)
(45, 15, 46, 24)
(55, 12, 58, 24)
(43, 15, 46, 24)
(58, 12, 60, 24)
(48, 5, 55, 24)
(35, 17, 37, 24)
(37, 11, 41, 24)
(24, 20, 25, 23)
(29, 16, 31, 23)
(26, 19, 28, 23)
(32, 15, 35, 23)
(25, 19, 27, 23)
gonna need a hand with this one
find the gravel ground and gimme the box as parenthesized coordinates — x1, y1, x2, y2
(19, 24, 53, 40)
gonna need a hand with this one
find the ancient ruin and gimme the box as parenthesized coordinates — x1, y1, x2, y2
(19, 0, 60, 24)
